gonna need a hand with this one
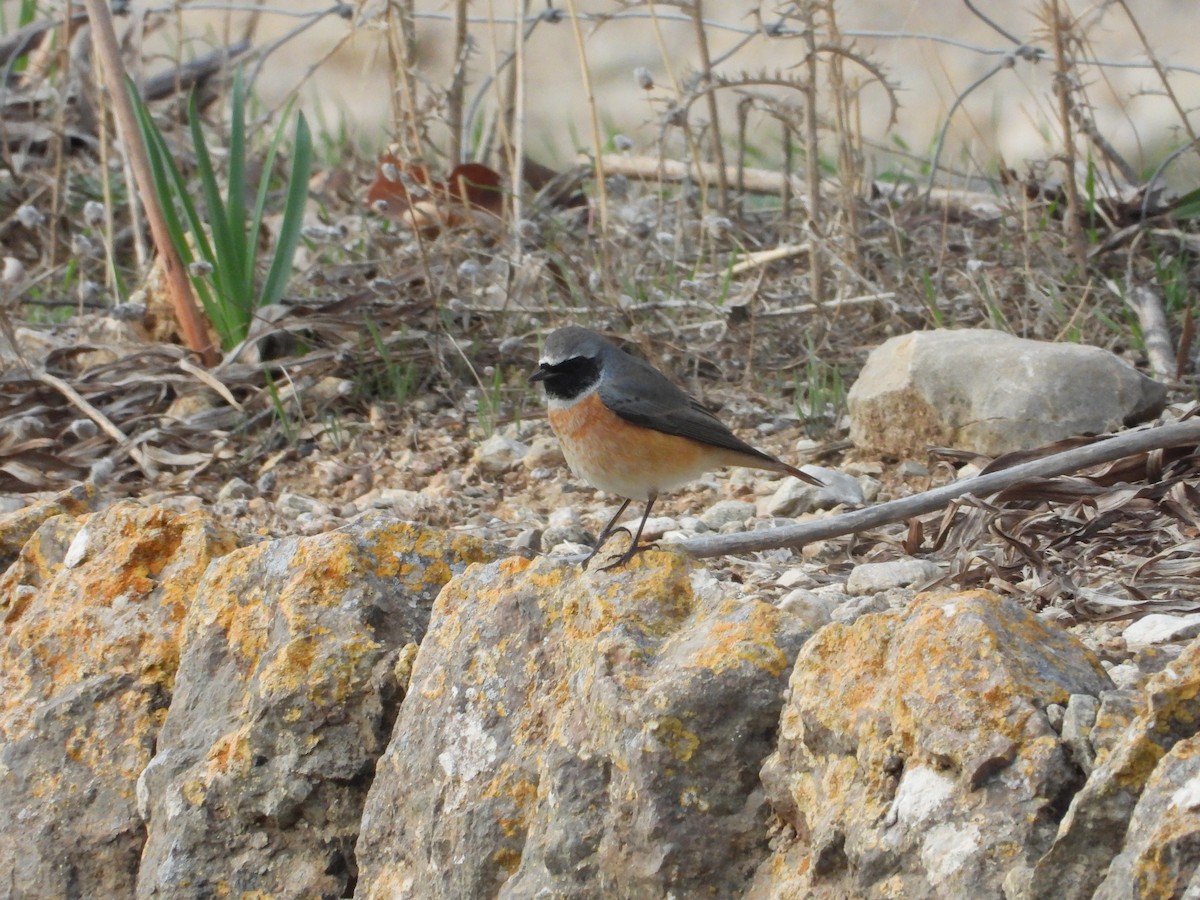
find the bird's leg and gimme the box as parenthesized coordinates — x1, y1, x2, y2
(599, 492, 658, 571)
(581, 498, 632, 570)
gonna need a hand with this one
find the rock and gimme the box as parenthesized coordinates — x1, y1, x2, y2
(845, 558, 942, 594)
(521, 435, 565, 470)
(512, 528, 542, 553)
(1104, 660, 1144, 690)
(1123, 612, 1200, 647)
(753, 590, 1113, 899)
(1091, 734, 1200, 899)
(1018, 636, 1200, 900)
(473, 433, 529, 474)
(624, 515, 677, 541)
(0, 482, 97, 570)
(1061, 693, 1100, 773)
(368, 487, 438, 520)
(829, 592, 890, 625)
(217, 476, 255, 501)
(354, 551, 812, 898)
(762, 468, 862, 517)
(136, 516, 496, 899)
(778, 588, 840, 630)
(0, 502, 238, 899)
(277, 491, 328, 516)
(700, 499, 756, 530)
(542, 506, 591, 549)
(847, 330, 1167, 456)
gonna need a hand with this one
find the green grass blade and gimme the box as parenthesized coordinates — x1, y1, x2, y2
(249, 94, 298, 258)
(128, 80, 229, 339)
(259, 111, 313, 310)
(188, 91, 249, 334)
(226, 68, 250, 293)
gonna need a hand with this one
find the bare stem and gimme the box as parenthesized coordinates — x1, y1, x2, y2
(81, 0, 217, 365)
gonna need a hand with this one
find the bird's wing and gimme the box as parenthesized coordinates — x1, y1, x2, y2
(599, 358, 779, 465)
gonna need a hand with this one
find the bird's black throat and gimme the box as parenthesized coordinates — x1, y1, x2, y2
(532, 355, 601, 401)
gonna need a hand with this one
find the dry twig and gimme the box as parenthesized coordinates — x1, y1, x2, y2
(679, 417, 1200, 559)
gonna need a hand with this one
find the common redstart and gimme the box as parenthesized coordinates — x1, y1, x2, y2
(530, 326, 823, 569)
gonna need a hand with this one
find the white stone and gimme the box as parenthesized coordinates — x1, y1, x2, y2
(778, 589, 839, 630)
(846, 558, 942, 595)
(473, 433, 529, 474)
(1123, 613, 1200, 647)
(699, 500, 756, 530)
(760, 467, 862, 517)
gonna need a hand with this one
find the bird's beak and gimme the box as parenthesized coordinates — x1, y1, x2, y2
(529, 365, 549, 384)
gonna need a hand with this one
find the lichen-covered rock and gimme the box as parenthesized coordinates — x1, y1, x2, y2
(1018, 636, 1200, 900)
(354, 550, 811, 899)
(136, 517, 495, 899)
(1092, 734, 1200, 899)
(847, 330, 1166, 456)
(0, 482, 97, 569)
(0, 501, 237, 900)
(751, 590, 1113, 899)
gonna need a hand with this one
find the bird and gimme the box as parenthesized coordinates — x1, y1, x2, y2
(529, 326, 823, 570)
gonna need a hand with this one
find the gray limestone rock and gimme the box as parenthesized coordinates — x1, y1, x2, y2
(354, 550, 812, 899)
(848, 329, 1166, 456)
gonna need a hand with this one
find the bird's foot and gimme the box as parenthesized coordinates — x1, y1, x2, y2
(581, 526, 631, 570)
(596, 539, 656, 571)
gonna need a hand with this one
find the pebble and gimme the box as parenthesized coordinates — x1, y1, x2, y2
(699, 500, 756, 530)
(522, 436, 565, 470)
(846, 558, 941, 595)
(512, 528, 542, 553)
(548, 507, 582, 529)
(473, 434, 529, 474)
(1105, 661, 1143, 691)
(217, 477, 254, 501)
(759, 478, 820, 518)
(368, 488, 437, 520)
(163, 495, 204, 513)
(277, 492, 329, 517)
(857, 475, 883, 503)
(776, 568, 813, 589)
(1122, 613, 1200, 647)
(831, 592, 888, 625)
(897, 461, 930, 477)
(778, 588, 840, 630)
(761, 467, 863, 517)
(543, 507, 592, 548)
(626, 516, 677, 542)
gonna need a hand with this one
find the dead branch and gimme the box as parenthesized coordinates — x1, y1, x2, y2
(81, 0, 219, 367)
(679, 417, 1200, 559)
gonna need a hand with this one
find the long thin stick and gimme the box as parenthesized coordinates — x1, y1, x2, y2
(81, 0, 217, 365)
(679, 418, 1200, 559)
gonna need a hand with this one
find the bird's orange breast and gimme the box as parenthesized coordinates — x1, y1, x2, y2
(547, 391, 743, 499)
